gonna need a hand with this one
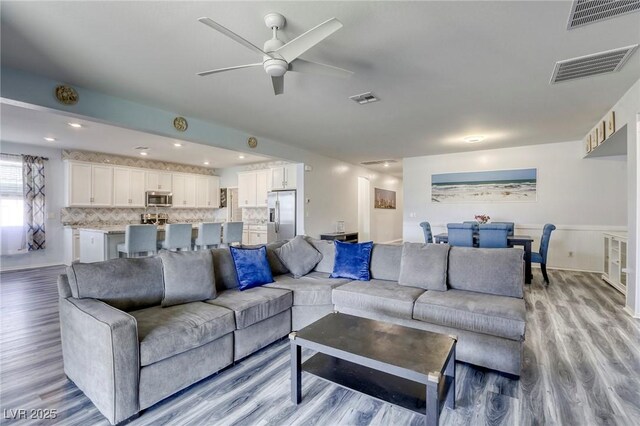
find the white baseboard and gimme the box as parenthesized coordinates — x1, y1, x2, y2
(381, 239, 403, 244)
(623, 305, 639, 318)
(0, 262, 64, 272)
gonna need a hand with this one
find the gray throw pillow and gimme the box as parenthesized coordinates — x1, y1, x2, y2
(275, 235, 322, 278)
(160, 250, 216, 307)
(306, 237, 335, 274)
(398, 242, 449, 291)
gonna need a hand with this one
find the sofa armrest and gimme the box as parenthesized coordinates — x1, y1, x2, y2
(59, 297, 139, 425)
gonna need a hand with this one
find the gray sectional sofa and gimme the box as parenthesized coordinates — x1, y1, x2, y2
(57, 239, 526, 425)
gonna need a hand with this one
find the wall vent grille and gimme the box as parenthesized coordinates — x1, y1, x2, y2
(550, 45, 638, 83)
(350, 92, 379, 104)
(360, 159, 397, 166)
(568, 0, 640, 29)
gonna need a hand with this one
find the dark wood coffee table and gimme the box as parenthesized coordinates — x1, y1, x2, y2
(290, 313, 456, 426)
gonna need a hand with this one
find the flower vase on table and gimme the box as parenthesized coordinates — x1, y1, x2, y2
(474, 214, 490, 225)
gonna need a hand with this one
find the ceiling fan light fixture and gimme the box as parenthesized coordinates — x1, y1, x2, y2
(263, 58, 288, 77)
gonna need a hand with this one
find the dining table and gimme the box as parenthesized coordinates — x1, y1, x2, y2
(433, 233, 534, 284)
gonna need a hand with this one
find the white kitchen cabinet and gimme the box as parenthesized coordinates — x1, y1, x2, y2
(255, 170, 270, 207)
(208, 176, 220, 208)
(242, 229, 250, 245)
(238, 170, 269, 207)
(248, 229, 267, 245)
(172, 174, 196, 208)
(195, 175, 219, 208)
(113, 167, 146, 207)
(91, 165, 114, 206)
(271, 164, 297, 190)
(145, 171, 172, 191)
(67, 162, 92, 206)
(603, 233, 627, 295)
(65, 161, 115, 207)
(238, 172, 257, 207)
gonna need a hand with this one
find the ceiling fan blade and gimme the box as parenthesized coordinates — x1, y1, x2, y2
(275, 18, 343, 63)
(271, 76, 284, 95)
(198, 17, 273, 58)
(289, 59, 353, 78)
(197, 63, 262, 77)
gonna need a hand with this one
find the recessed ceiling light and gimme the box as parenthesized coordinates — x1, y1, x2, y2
(140, 152, 148, 156)
(203, 161, 210, 165)
(383, 162, 390, 167)
(174, 143, 182, 147)
(68, 122, 83, 128)
(43, 137, 56, 142)
(238, 155, 245, 159)
(463, 135, 485, 144)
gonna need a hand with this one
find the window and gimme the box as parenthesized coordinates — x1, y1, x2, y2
(0, 155, 24, 227)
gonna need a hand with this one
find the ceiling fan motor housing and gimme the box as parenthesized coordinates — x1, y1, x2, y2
(263, 38, 287, 76)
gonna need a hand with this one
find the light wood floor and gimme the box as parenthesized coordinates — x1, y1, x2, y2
(1, 266, 639, 425)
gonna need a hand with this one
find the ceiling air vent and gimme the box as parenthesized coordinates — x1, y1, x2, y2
(350, 92, 379, 104)
(361, 159, 397, 166)
(550, 45, 638, 83)
(567, 0, 640, 29)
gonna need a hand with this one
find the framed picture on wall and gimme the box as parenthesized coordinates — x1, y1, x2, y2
(431, 168, 537, 203)
(606, 111, 616, 138)
(585, 135, 591, 153)
(374, 188, 396, 209)
(590, 129, 598, 150)
(598, 121, 606, 144)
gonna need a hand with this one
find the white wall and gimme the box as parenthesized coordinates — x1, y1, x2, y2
(603, 78, 640, 316)
(0, 141, 65, 270)
(403, 140, 626, 271)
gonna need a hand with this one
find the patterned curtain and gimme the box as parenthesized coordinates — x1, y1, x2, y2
(22, 155, 46, 251)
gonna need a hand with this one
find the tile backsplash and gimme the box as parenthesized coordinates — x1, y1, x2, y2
(62, 149, 217, 175)
(61, 207, 218, 226)
(242, 207, 268, 224)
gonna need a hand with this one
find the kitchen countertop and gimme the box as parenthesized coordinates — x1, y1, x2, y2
(76, 223, 226, 235)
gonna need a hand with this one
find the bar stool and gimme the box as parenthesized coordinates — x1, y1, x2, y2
(117, 225, 157, 258)
(222, 222, 243, 247)
(158, 223, 193, 251)
(193, 222, 222, 250)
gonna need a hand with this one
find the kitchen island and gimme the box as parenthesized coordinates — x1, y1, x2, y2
(78, 225, 204, 263)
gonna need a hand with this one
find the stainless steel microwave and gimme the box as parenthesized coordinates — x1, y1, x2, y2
(145, 191, 173, 207)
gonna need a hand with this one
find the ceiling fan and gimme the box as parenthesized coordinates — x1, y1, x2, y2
(197, 12, 353, 95)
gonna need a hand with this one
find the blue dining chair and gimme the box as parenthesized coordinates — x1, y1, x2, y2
(492, 222, 515, 236)
(478, 223, 509, 248)
(532, 224, 556, 284)
(447, 223, 474, 247)
(463, 221, 480, 233)
(419, 222, 433, 243)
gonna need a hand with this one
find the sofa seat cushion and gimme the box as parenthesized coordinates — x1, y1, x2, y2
(332, 279, 425, 319)
(205, 287, 292, 329)
(413, 289, 526, 341)
(265, 272, 351, 306)
(130, 302, 235, 366)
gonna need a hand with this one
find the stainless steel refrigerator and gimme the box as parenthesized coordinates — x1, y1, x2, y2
(267, 190, 296, 242)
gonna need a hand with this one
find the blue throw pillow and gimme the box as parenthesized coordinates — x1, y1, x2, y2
(330, 240, 373, 281)
(230, 246, 274, 290)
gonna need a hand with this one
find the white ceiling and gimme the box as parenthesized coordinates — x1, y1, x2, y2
(0, 103, 273, 169)
(1, 1, 639, 175)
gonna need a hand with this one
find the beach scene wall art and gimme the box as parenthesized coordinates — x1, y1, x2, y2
(374, 188, 396, 209)
(431, 168, 537, 203)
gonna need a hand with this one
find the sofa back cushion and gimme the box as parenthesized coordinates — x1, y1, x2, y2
(66, 257, 164, 311)
(307, 238, 335, 274)
(448, 247, 524, 298)
(160, 250, 216, 307)
(211, 248, 239, 291)
(398, 243, 449, 291)
(369, 244, 403, 281)
(242, 241, 290, 276)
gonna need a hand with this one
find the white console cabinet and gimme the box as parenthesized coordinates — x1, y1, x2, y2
(603, 232, 627, 295)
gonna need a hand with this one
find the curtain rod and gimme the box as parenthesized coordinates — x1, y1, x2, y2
(0, 153, 49, 160)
